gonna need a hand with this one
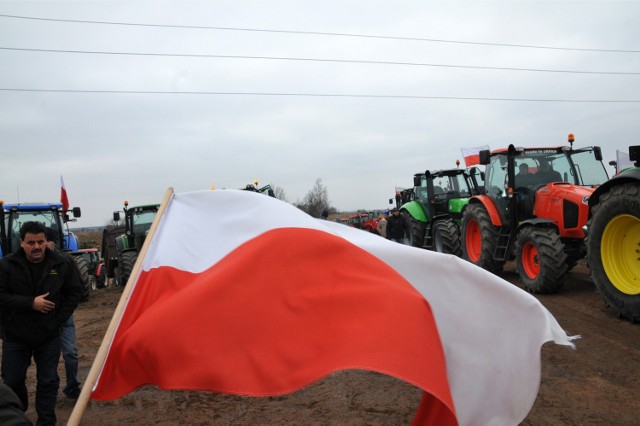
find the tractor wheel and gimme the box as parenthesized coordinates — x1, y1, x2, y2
(515, 227, 568, 293)
(433, 219, 461, 256)
(72, 255, 91, 302)
(89, 275, 97, 291)
(587, 182, 640, 322)
(120, 251, 139, 286)
(114, 266, 122, 287)
(461, 204, 504, 273)
(407, 215, 426, 248)
(96, 265, 107, 289)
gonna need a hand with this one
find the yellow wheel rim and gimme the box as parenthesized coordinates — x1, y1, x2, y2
(601, 214, 640, 295)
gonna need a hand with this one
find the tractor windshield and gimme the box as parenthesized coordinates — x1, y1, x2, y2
(428, 173, 473, 199)
(7, 210, 60, 253)
(131, 210, 157, 235)
(567, 149, 609, 186)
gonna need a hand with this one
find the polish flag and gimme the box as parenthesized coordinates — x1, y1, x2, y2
(60, 175, 70, 213)
(461, 145, 490, 167)
(90, 189, 574, 425)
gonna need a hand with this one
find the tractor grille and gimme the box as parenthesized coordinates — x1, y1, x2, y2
(563, 199, 579, 229)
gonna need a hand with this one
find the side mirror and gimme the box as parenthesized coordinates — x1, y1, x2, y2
(72, 207, 81, 218)
(389, 198, 393, 205)
(629, 145, 640, 163)
(479, 150, 491, 165)
(593, 146, 603, 161)
(413, 175, 421, 187)
(113, 211, 121, 222)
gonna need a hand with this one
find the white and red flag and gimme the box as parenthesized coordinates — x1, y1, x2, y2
(461, 145, 490, 167)
(85, 189, 574, 425)
(60, 175, 69, 213)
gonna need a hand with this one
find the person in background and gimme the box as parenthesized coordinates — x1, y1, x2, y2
(377, 213, 388, 238)
(516, 163, 535, 188)
(44, 228, 82, 400)
(386, 209, 408, 244)
(535, 158, 562, 184)
(0, 221, 83, 426)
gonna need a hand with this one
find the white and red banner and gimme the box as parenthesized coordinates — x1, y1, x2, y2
(91, 189, 575, 425)
(461, 145, 490, 167)
(60, 175, 69, 212)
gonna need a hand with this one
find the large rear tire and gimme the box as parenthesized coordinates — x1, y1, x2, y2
(72, 255, 91, 302)
(461, 204, 504, 272)
(515, 227, 568, 293)
(433, 219, 461, 256)
(120, 251, 138, 286)
(405, 213, 425, 248)
(587, 182, 640, 322)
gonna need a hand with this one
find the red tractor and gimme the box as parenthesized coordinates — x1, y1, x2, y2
(461, 135, 609, 293)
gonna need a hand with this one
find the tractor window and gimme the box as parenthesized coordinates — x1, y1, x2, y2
(132, 211, 157, 235)
(8, 211, 59, 253)
(485, 156, 507, 198)
(569, 149, 609, 186)
(433, 178, 448, 197)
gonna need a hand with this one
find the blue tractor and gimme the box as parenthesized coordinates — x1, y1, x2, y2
(0, 201, 91, 300)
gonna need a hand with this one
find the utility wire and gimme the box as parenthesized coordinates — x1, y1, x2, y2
(1, 88, 638, 103)
(0, 13, 638, 54)
(1, 46, 637, 76)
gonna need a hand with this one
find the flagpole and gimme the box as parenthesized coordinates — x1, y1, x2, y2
(67, 187, 175, 426)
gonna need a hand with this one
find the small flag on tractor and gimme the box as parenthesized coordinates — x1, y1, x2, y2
(461, 145, 490, 167)
(60, 175, 70, 213)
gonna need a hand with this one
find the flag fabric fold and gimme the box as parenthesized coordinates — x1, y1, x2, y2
(461, 145, 490, 167)
(60, 175, 69, 213)
(92, 189, 574, 426)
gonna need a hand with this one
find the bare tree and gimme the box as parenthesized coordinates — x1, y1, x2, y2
(271, 184, 288, 202)
(297, 178, 332, 218)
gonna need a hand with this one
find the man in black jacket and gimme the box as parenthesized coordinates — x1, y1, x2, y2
(0, 221, 83, 426)
(386, 208, 408, 244)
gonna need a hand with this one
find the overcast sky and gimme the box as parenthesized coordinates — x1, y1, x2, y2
(1, 1, 639, 227)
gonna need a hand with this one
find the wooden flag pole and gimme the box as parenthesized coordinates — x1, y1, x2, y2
(67, 187, 175, 426)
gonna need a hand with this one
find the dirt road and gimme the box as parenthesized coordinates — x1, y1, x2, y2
(17, 261, 640, 425)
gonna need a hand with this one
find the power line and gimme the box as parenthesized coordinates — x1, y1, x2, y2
(2, 46, 638, 76)
(1, 87, 638, 103)
(0, 13, 638, 54)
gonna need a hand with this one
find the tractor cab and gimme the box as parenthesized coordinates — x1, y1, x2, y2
(1, 202, 81, 255)
(480, 145, 608, 224)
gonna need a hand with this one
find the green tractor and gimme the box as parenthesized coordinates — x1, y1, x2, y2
(394, 166, 483, 256)
(107, 202, 160, 286)
(587, 145, 640, 322)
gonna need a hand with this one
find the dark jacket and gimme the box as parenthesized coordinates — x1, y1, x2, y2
(0, 383, 32, 425)
(386, 213, 408, 240)
(0, 248, 83, 345)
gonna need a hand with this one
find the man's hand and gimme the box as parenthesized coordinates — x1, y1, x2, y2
(33, 292, 55, 314)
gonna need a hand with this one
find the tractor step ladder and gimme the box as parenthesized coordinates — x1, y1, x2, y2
(494, 226, 511, 261)
(424, 223, 433, 250)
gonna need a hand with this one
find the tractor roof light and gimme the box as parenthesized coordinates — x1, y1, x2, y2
(568, 133, 575, 143)
(124, 201, 129, 207)
(508, 187, 514, 198)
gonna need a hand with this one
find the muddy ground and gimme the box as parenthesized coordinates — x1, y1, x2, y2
(13, 260, 640, 425)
